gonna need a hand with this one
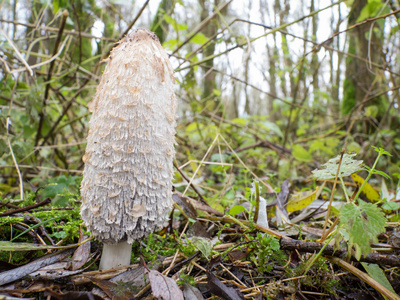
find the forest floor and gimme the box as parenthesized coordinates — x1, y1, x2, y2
(1, 153, 400, 300)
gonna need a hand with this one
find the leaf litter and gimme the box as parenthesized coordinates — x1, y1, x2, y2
(1, 148, 400, 299)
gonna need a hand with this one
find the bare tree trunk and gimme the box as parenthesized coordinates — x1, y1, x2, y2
(310, 0, 319, 94)
(151, 0, 174, 43)
(342, 0, 388, 124)
(199, 0, 219, 100)
(330, 0, 343, 116)
(261, 0, 278, 121)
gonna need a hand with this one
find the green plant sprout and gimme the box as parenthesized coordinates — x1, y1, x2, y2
(312, 147, 390, 260)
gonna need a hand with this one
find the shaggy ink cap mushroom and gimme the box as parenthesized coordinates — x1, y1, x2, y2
(80, 29, 177, 269)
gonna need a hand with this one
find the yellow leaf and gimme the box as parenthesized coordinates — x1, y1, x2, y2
(350, 173, 380, 203)
(287, 188, 318, 212)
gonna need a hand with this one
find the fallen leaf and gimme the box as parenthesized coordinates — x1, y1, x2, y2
(148, 269, 184, 300)
(70, 234, 90, 271)
(351, 173, 381, 203)
(206, 271, 244, 300)
(88, 276, 134, 300)
(286, 188, 318, 212)
(191, 237, 212, 259)
(44, 288, 103, 300)
(182, 283, 204, 300)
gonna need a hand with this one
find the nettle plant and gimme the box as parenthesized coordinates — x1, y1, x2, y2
(312, 147, 390, 260)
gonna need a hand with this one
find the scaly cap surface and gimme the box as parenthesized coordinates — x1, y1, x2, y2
(80, 29, 176, 244)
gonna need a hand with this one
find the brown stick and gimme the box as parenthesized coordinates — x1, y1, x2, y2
(0, 198, 51, 217)
(327, 256, 400, 300)
(173, 160, 208, 205)
(280, 238, 400, 267)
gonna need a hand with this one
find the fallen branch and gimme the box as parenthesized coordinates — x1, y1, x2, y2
(280, 238, 400, 267)
(0, 198, 51, 217)
(0, 249, 74, 286)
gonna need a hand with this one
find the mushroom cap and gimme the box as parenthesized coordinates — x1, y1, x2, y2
(80, 29, 176, 244)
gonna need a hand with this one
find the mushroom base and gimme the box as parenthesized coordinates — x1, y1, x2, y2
(99, 241, 132, 270)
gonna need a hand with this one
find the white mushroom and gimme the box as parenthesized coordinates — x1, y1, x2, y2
(80, 29, 177, 270)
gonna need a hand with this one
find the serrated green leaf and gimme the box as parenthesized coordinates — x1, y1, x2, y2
(312, 153, 363, 180)
(340, 201, 386, 260)
(358, 200, 386, 237)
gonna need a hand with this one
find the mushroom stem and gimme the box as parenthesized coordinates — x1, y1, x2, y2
(99, 241, 132, 270)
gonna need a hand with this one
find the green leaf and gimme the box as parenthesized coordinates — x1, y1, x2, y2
(229, 205, 246, 215)
(163, 15, 187, 31)
(340, 201, 386, 260)
(372, 146, 391, 156)
(312, 153, 363, 180)
(361, 263, 396, 296)
(346, 141, 361, 153)
(162, 39, 178, 50)
(191, 237, 212, 259)
(213, 89, 221, 96)
(372, 170, 391, 179)
(292, 145, 313, 163)
(186, 122, 199, 133)
(382, 202, 400, 211)
(260, 121, 283, 138)
(231, 118, 247, 126)
(191, 33, 208, 45)
(357, 0, 384, 22)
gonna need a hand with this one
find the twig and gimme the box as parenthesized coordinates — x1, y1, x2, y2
(174, 191, 223, 216)
(0, 18, 115, 41)
(6, 74, 24, 200)
(173, 160, 207, 205)
(281, 238, 400, 267)
(0, 164, 82, 174)
(172, 0, 232, 55)
(0, 28, 33, 76)
(9, 35, 70, 74)
(327, 256, 400, 300)
(0, 198, 51, 217)
(97, 0, 150, 64)
(207, 216, 285, 239)
(121, 0, 150, 38)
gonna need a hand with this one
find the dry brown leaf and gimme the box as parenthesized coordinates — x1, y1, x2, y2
(148, 269, 184, 300)
(70, 234, 91, 271)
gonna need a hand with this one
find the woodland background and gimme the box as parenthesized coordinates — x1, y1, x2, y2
(1, 0, 400, 299)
